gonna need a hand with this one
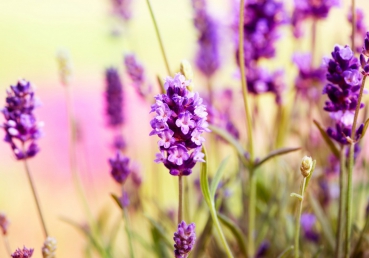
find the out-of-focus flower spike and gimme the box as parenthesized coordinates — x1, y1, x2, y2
(0, 212, 9, 235)
(41, 237, 57, 258)
(56, 49, 73, 86)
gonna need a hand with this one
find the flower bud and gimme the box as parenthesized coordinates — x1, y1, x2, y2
(300, 156, 313, 177)
(180, 60, 194, 91)
(42, 237, 57, 258)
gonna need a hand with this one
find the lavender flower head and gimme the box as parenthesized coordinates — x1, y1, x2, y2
(323, 45, 364, 144)
(0, 212, 9, 235)
(191, 0, 220, 77)
(109, 151, 131, 184)
(173, 221, 196, 258)
(300, 213, 319, 242)
(124, 54, 150, 97)
(293, 53, 325, 100)
(150, 73, 209, 176)
(292, 0, 339, 38)
(348, 9, 367, 53)
(11, 247, 34, 258)
(110, 0, 132, 21)
(105, 68, 124, 127)
(1, 80, 42, 160)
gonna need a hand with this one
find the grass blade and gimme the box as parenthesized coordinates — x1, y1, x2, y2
(313, 120, 340, 158)
(210, 156, 230, 198)
(254, 147, 301, 169)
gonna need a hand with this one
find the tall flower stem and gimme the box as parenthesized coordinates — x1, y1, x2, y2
(311, 19, 317, 67)
(351, 0, 356, 50)
(122, 187, 135, 258)
(248, 170, 256, 257)
(178, 175, 183, 224)
(145, 0, 171, 76)
(294, 177, 307, 258)
(345, 75, 367, 257)
(3, 235, 12, 256)
(22, 148, 48, 238)
(336, 146, 346, 258)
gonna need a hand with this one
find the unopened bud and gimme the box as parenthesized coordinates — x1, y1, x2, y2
(180, 60, 194, 91)
(42, 237, 57, 258)
(56, 49, 73, 86)
(300, 156, 313, 177)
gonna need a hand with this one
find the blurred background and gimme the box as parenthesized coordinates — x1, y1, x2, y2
(0, 0, 368, 257)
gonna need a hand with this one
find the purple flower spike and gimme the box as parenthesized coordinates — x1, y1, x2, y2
(0, 213, 9, 235)
(1, 80, 42, 160)
(348, 9, 367, 53)
(150, 74, 209, 176)
(105, 68, 124, 127)
(124, 54, 150, 97)
(301, 213, 319, 242)
(173, 221, 196, 258)
(11, 247, 34, 258)
(109, 151, 131, 184)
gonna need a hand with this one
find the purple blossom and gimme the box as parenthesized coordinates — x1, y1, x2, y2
(173, 221, 196, 258)
(323, 45, 363, 145)
(105, 68, 124, 127)
(124, 54, 150, 97)
(256, 241, 270, 258)
(0, 212, 9, 235)
(360, 32, 369, 75)
(109, 151, 131, 184)
(348, 9, 367, 53)
(191, 0, 220, 77)
(300, 213, 319, 242)
(292, 0, 339, 38)
(150, 74, 209, 176)
(293, 53, 325, 100)
(110, 0, 132, 21)
(119, 191, 130, 208)
(11, 247, 34, 258)
(1, 80, 42, 160)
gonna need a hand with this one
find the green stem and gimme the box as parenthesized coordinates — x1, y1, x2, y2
(178, 175, 183, 224)
(336, 146, 346, 258)
(22, 151, 49, 238)
(238, 0, 254, 161)
(311, 19, 317, 67)
(123, 207, 135, 258)
(145, 0, 171, 76)
(351, 0, 356, 51)
(294, 177, 307, 258)
(278, 246, 294, 258)
(248, 170, 256, 257)
(346, 75, 367, 257)
(3, 235, 12, 256)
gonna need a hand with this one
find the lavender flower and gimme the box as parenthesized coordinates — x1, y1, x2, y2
(105, 68, 124, 127)
(150, 73, 208, 176)
(173, 221, 196, 258)
(110, 0, 132, 21)
(119, 191, 130, 208)
(293, 53, 325, 100)
(11, 247, 34, 258)
(360, 32, 369, 75)
(300, 213, 319, 242)
(0, 212, 9, 235)
(323, 45, 364, 144)
(348, 9, 367, 53)
(124, 54, 150, 97)
(292, 0, 339, 38)
(109, 151, 131, 184)
(256, 241, 270, 258)
(191, 0, 220, 77)
(1, 80, 42, 160)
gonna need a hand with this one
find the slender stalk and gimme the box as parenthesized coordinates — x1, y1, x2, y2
(22, 150, 48, 238)
(123, 207, 135, 258)
(294, 177, 307, 258)
(207, 77, 213, 106)
(345, 75, 367, 257)
(336, 146, 346, 258)
(238, 0, 254, 160)
(311, 19, 317, 67)
(145, 0, 171, 76)
(178, 175, 183, 224)
(248, 171, 256, 257)
(351, 0, 356, 51)
(3, 235, 12, 256)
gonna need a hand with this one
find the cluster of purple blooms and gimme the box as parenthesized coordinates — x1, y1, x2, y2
(11, 247, 34, 258)
(124, 54, 150, 97)
(150, 73, 208, 176)
(292, 0, 339, 38)
(1, 80, 42, 160)
(191, 0, 220, 77)
(323, 45, 364, 145)
(173, 221, 196, 258)
(105, 68, 124, 127)
(293, 53, 325, 101)
(348, 9, 367, 53)
(237, 0, 286, 104)
(110, 0, 132, 21)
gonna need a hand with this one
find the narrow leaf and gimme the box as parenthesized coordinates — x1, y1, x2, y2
(192, 215, 213, 258)
(210, 157, 230, 198)
(110, 193, 123, 210)
(145, 215, 173, 250)
(277, 246, 294, 258)
(360, 118, 369, 139)
(218, 213, 248, 258)
(254, 147, 301, 168)
(156, 75, 165, 94)
(208, 124, 250, 167)
(313, 120, 340, 158)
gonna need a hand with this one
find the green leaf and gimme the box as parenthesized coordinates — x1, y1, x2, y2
(110, 193, 123, 210)
(210, 156, 230, 198)
(217, 213, 248, 258)
(145, 215, 173, 250)
(360, 118, 369, 139)
(313, 120, 340, 158)
(277, 246, 294, 258)
(156, 75, 165, 94)
(254, 147, 301, 168)
(191, 215, 213, 258)
(208, 124, 250, 167)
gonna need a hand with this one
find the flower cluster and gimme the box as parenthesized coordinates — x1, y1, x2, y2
(293, 53, 325, 101)
(1, 80, 42, 160)
(323, 45, 364, 144)
(105, 68, 124, 127)
(110, 0, 132, 21)
(360, 32, 369, 75)
(292, 0, 339, 38)
(11, 247, 34, 258)
(173, 221, 196, 258)
(191, 0, 220, 77)
(109, 151, 131, 184)
(348, 9, 367, 53)
(150, 74, 208, 176)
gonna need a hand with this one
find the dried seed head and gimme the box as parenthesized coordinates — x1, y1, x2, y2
(300, 156, 313, 177)
(42, 237, 57, 258)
